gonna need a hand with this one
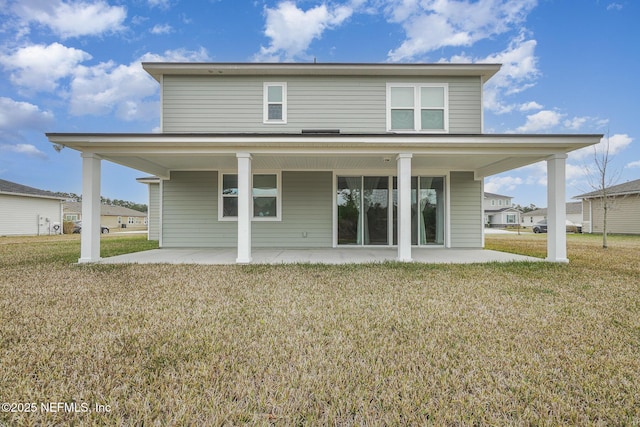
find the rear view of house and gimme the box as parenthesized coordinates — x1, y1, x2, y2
(47, 63, 601, 263)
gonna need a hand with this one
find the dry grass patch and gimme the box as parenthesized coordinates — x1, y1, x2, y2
(1, 235, 639, 425)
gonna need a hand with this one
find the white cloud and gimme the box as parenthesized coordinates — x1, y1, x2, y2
(0, 98, 53, 159)
(443, 33, 540, 114)
(626, 160, 640, 169)
(12, 0, 127, 39)
(479, 34, 540, 114)
(516, 110, 564, 133)
(570, 134, 633, 161)
(148, 0, 171, 8)
(0, 143, 47, 159)
(519, 101, 542, 111)
(150, 24, 173, 35)
(0, 42, 91, 93)
(69, 48, 210, 121)
(607, 3, 623, 11)
(485, 175, 523, 193)
(0, 97, 54, 130)
(563, 116, 589, 130)
(386, 0, 537, 61)
(255, 1, 353, 61)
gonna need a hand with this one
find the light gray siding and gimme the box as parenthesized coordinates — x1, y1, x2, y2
(162, 171, 235, 247)
(0, 194, 62, 236)
(585, 195, 640, 235)
(253, 171, 332, 247)
(148, 183, 160, 241)
(162, 75, 481, 134)
(450, 172, 483, 247)
(161, 171, 332, 247)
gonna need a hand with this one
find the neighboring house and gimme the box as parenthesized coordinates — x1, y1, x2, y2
(574, 178, 640, 234)
(521, 202, 583, 227)
(0, 179, 65, 236)
(47, 62, 602, 263)
(483, 192, 521, 228)
(63, 201, 148, 231)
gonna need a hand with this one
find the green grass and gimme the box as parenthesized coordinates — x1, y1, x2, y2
(1, 234, 639, 425)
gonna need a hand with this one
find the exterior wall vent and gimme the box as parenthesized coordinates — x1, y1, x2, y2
(301, 129, 340, 134)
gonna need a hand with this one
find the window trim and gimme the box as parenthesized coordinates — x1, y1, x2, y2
(386, 83, 449, 133)
(263, 82, 287, 124)
(218, 171, 282, 222)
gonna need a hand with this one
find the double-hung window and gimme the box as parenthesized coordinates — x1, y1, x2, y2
(219, 172, 281, 221)
(387, 84, 448, 132)
(264, 82, 287, 124)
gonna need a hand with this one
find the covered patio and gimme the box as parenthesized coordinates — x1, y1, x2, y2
(98, 246, 540, 265)
(46, 132, 602, 264)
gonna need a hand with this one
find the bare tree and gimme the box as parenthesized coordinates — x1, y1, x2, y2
(584, 133, 622, 249)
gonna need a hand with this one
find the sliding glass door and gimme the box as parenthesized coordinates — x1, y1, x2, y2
(338, 175, 444, 246)
(337, 176, 389, 245)
(391, 176, 445, 246)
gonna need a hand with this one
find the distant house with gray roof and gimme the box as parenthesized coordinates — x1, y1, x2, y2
(483, 192, 521, 228)
(574, 178, 640, 234)
(0, 179, 65, 236)
(64, 201, 148, 232)
(521, 202, 583, 227)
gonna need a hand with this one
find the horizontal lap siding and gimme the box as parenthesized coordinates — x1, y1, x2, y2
(162, 171, 235, 247)
(161, 171, 332, 248)
(253, 171, 332, 247)
(448, 78, 482, 133)
(163, 76, 481, 134)
(0, 195, 62, 236)
(148, 183, 160, 241)
(588, 195, 640, 234)
(450, 172, 482, 247)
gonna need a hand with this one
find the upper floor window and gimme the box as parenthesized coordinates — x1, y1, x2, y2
(264, 82, 287, 124)
(387, 83, 448, 132)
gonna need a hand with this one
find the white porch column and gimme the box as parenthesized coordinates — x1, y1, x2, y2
(547, 153, 569, 263)
(236, 153, 252, 264)
(397, 153, 413, 262)
(79, 152, 102, 263)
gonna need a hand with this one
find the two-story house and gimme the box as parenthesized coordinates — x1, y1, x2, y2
(47, 63, 601, 263)
(483, 192, 521, 228)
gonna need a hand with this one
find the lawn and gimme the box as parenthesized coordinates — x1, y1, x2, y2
(1, 233, 639, 425)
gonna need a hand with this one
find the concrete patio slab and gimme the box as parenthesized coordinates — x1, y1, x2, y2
(98, 247, 541, 265)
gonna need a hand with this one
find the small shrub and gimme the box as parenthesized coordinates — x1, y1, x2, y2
(63, 220, 75, 234)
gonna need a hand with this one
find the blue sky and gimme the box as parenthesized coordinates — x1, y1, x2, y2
(0, 0, 638, 208)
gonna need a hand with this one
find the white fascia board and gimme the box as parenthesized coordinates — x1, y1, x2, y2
(142, 62, 503, 83)
(46, 133, 603, 155)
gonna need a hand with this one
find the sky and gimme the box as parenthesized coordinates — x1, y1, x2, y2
(0, 0, 638, 208)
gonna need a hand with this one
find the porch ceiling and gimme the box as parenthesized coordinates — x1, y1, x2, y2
(46, 133, 603, 179)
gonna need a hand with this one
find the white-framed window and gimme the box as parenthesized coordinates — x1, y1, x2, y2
(498, 199, 503, 206)
(263, 82, 287, 124)
(219, 172, 281, 221)
(506, 213, 517, 224)
(128, 217, 135, 224)
(387, 83, 448, 132)
(65, 214, 78, 221)
(491, 200, 495, 206)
